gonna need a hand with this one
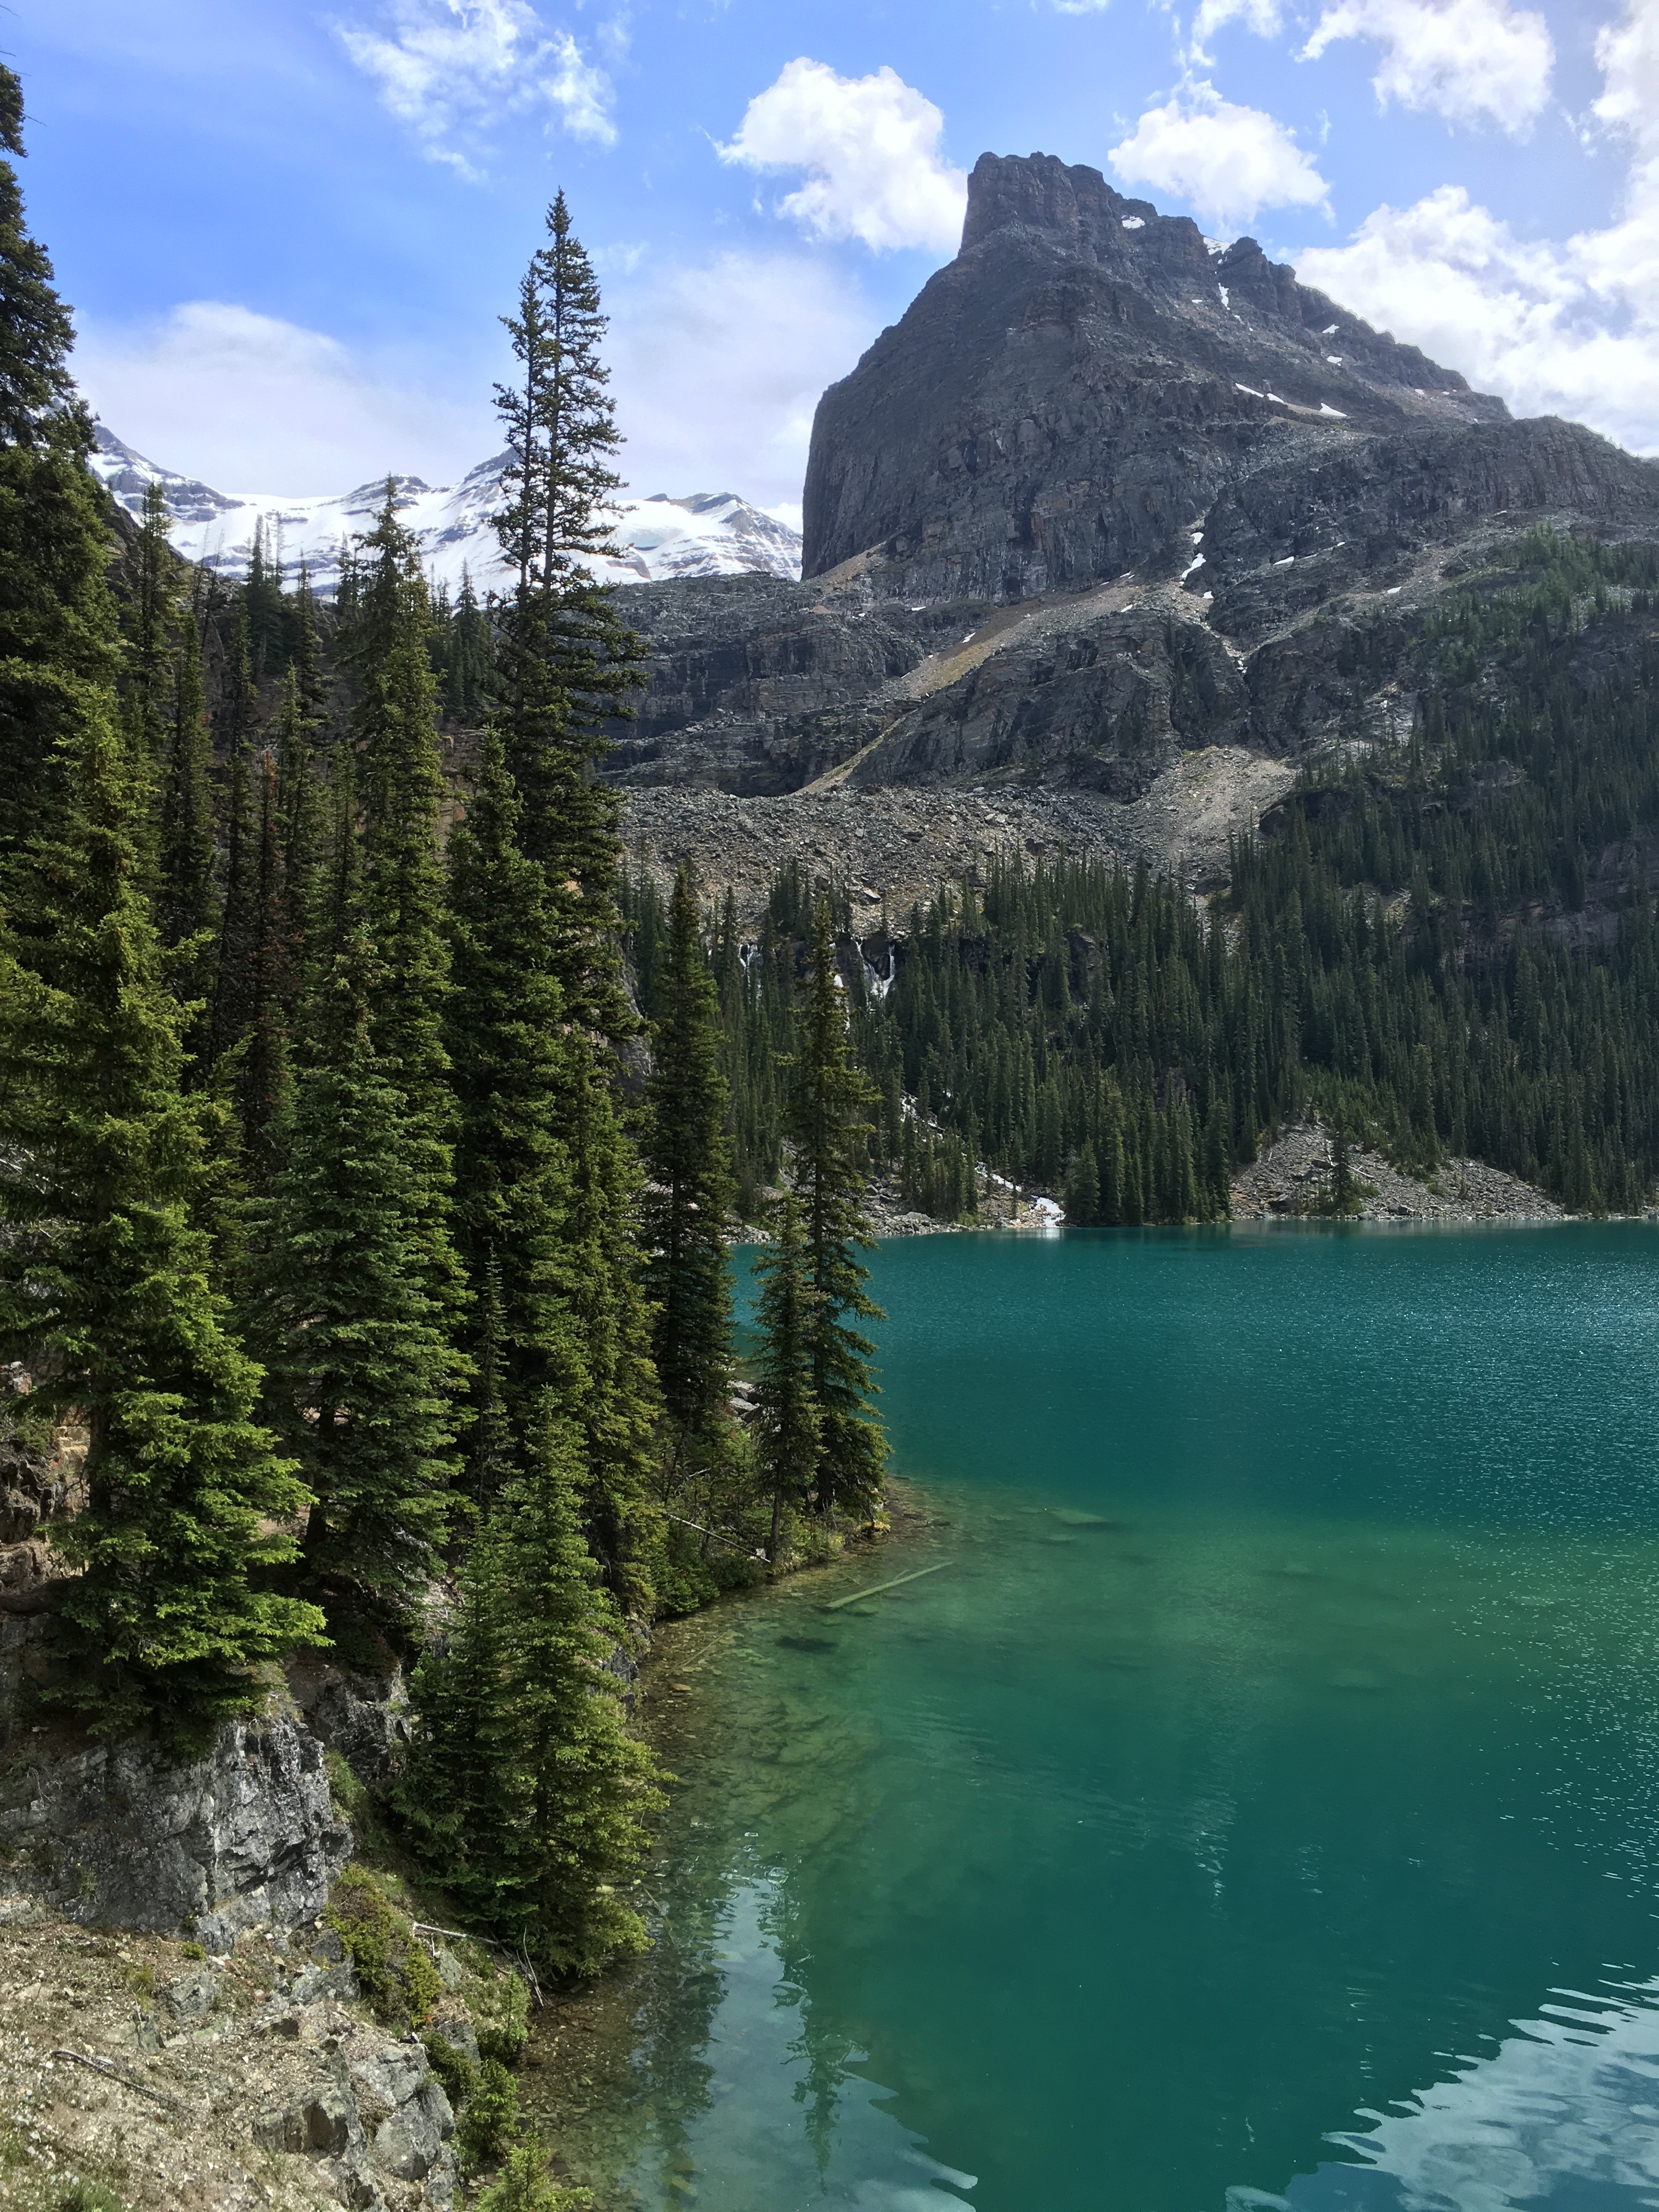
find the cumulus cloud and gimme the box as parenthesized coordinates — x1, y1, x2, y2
(717, 58, 967, 253)
(1294, 2, 1659, 455)
(71, 257, 873, 515)
(72, 303, 494, 494)
(1107, 81, 1329, 232)
(1189, 0, 1285, 62)
(607, 251, 874, 507)
(1300, 0, 1553, 134)
(336, 0, 615, 176)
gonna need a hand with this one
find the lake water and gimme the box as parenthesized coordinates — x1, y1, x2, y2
(534, 1224, 1659, 2212)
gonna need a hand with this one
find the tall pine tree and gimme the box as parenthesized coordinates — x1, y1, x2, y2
(640, 867, 734, 1446)
(0, 689, 321, 1733)
(444, 726, 579, 1465)
(254, 753, 460, 1614)
(0, 65, 116, 866)
(351, 486, 467, 1357)
(788, 901, 887, 1517)
(493, 191, 641, 1039)
(752, 1193, 820, 1562)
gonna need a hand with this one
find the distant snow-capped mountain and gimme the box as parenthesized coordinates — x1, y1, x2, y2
(88, 425, 803, 593)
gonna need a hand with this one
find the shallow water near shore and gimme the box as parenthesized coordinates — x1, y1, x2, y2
(529, 1223, 1659, 2212)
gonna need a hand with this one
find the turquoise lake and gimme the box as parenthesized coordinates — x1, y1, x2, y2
(543, 1225, 1659, 2212)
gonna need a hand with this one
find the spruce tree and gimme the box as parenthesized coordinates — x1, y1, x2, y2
(0, 693, 321, 1734)
(351, 487, 466, 1352)
(0, 67, 316, 1732)
(640, 867, 734, 1445)
(395, 1505, 527, 1925)
(156, 583, 218, 1053)
(0, 66, 117, 863)
(255, 754, 459, 1612)
(564, 1049, 664, 1611)
(752, 1194, 820, 1562)
(444, 564, 494, 723)
(239, 747, 296, 1187)
(493, 190, 642, 1038)
(220, 588, 257, 753)
(210, 747, 257, 1064)
(500, 1398, 663, 1975)
(444, 727, 579, 1461)
(787, 901, 887, 1516)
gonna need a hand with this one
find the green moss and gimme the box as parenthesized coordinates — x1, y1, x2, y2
(323, 1864, 442, 2027)
(323, 1749, 368, 1821)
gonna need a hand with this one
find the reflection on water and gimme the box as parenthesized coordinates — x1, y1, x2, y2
(1285, 1978, 1659, 2212)
(617, 1876, 977, 2212)
(528, 1228, 1659, 2212)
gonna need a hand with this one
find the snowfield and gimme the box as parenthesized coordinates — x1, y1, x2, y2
(89, 425, 803, 595)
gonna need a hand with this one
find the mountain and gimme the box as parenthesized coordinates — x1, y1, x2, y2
(610, 151, 1659, 923)
(88, 425, 802, 592)
(801, 149, 1640, 603)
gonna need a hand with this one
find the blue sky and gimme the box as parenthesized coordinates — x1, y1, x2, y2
(12, 0, 1657, 511)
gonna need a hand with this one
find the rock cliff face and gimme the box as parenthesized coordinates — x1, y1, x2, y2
(609, 151, 1659, 906)
(0, 1709, 352, 1947)
(800, 150, 1516, 601)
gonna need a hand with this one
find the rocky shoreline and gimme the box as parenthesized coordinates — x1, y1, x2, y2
(1230, 1122, 1566, 1223)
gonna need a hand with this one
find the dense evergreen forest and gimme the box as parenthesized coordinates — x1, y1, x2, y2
(0, 62, 885, 2025)
(642, 532, 1659, 1226)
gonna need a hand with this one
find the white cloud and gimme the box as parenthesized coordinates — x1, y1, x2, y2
(1291, 0, 1659, 455)
(717, 58, 967, 253)
(336, 0, 615, 177)
(72, 303, 493, 494)
(70, 256, 872, 517)
(1189, 0, 1284, 62)
(606, 251, 875, 507)
(1107, 81, 1329, 232)
(1300, 0, 1553, 134)
(1593, 0, 1659, 155)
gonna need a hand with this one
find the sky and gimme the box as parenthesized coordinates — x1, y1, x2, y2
(10, 0, 1658, 518)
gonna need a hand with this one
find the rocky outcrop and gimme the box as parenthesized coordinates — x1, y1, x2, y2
(1230, 1122, 1565, 1222)
(0, 1906, 478, 2210)
(801, 150, 1515, 602)
(606, 573, 978, 794)
(0, 1708, 352, 1946)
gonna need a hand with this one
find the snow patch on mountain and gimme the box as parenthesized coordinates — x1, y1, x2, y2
(88, 425, 803, 592)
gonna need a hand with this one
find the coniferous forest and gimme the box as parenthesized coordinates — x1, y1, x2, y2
(0, 70, 885, 1987)
(664, 529, 1659, 1227)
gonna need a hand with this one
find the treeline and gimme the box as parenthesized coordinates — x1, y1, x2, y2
(0, 72, 883, 2001)
(672, 532, 1659, 1224)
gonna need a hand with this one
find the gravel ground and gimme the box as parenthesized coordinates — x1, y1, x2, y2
(0, 1908, 499, 2212)
(1231, 1121, 1565, 1221)
(622, 747, 1293, 931)
(0, 1917, 343, 2211)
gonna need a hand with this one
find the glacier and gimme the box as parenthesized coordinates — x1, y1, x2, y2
(88, 424, 803, 595)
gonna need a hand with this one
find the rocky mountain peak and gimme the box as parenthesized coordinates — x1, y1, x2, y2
(801, 149, 1521, 600)
(958, 149, 1150, 256)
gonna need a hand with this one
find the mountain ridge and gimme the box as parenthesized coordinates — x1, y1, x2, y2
(798, 149, 1623, 605)
(88, 423, 804, 593)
